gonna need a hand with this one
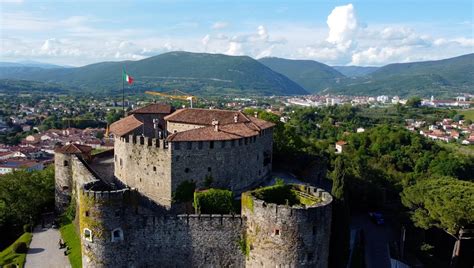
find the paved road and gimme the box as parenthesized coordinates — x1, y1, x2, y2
(25, 225, 71, 268)
(351, 213, 397, 268)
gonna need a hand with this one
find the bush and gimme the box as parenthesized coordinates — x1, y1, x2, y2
(13, 242, 28, 254)
(173, 180, 196, 203)
(194, 188, 234, 214)
(23, 224, 32, 233)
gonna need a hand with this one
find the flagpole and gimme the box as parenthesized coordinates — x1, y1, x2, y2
(122, 67, 125, 117)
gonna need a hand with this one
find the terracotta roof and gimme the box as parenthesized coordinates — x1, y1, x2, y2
(129, 103, 173, 114)
(55, 143, 92, 154)
(164, 108, 250, 126)
(167, 122, 264, 142)
(109, 115, 143, 137)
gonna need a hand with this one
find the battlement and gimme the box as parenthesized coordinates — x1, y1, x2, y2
(119, 135, 169, 150)
(81, 181, 131, 201)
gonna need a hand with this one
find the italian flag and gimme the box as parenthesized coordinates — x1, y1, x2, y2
(122, 68, 134, 85)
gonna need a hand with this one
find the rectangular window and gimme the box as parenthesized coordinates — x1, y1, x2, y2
(210, 141, 214, 149)
(63, 160, 69, 167)
(221, 141, 226, 148)
(120, 159, 123, 167)
(238, 139, 242, 146)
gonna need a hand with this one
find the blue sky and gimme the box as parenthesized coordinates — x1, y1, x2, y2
(1, 0, 473, 66)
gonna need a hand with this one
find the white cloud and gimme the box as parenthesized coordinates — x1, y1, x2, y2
(212, 21, 229, 30)
(350, 46, 412, 65)
(326, 4, 358, 50)
(226, 42, 244, 56)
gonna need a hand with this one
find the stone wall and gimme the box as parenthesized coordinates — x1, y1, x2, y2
(242, 186, 333, 268)
(114, 129, 273, 209)
(55, 152, 73, 213)
(171, 128, 273, 193)
(114, 136, 173, 208)
(78, 183, 245, 268)
(167, 122, 203, 133)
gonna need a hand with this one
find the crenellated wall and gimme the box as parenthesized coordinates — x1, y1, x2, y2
(78, 181, 245, 267)
(114, 135, 173, 208)
(242, 185, 333, 268)
(113, 130, 273, 210)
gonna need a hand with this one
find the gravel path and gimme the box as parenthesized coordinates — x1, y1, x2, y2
(25, 226, 71, 268)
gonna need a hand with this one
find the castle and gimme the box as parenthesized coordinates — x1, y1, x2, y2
(54, 104, 333, 267)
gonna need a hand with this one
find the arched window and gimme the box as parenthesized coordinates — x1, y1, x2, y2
(83, 228, 93, 242)
(111, 228, 124, 242)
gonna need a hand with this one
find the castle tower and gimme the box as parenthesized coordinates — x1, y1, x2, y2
(54, 143, 92, 213)
(79, 181, 133, 268)
(242, 184, 333, 267)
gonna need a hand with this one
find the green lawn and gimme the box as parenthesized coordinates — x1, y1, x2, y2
(457, 109, 474, 121)
(0, 232, 33, 267)
(59, 222, 82, 268)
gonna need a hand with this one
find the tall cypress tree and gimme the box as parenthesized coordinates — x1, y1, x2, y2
(329, 156, 351, 268)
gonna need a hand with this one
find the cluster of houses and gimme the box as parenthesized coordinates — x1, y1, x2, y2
(0, 127, 112, 176)
(406, 118, 474, 145)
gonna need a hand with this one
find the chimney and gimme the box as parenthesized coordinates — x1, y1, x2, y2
(234, 114, 239, 123)
(254, 111, 258, 118)
(212, 119, 219, 132)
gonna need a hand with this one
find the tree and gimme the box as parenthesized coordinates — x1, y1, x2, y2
(406, 97, 422, 108)
(329, 156, 350, 268)
(401, 178, 474, 267)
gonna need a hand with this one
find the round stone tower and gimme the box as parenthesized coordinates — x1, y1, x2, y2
(242, 184, 333, 267)
(79, 181, 133, 268)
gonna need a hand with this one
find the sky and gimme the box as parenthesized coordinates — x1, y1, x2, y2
(0, 0, 473, 66)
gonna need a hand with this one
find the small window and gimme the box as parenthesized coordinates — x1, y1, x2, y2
(185, 168, 190, 173)
(312, 226, 317, 235)
(186, 142, 192, 150)
(84, 228, 93, 242)
(115, 209, 120, 217)
(209, 141, 214, 149)
(85, 211, 90, 217)
(111, 228, 124, 242)
(221, 141, 226, 148)
(274, 229, 280, 236)
(208, 167, 211, 172)
(63, 160, 69, 167)
(153, 166, 157, 172)
(62, 186, 69, 191)
(173, 129, 178, 133)
(238, 139, 242, 146)
(198, 141, 203, 149)
(114, 155, 117, 161)
(120, 159, 123, 167)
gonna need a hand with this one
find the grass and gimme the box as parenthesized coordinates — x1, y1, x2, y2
(59, 220, 82, 268)
(0, 232, 33, 267)
(457, 109, 474, 121)
(252, 184, 321, 207)
(436, 141, 474, 156)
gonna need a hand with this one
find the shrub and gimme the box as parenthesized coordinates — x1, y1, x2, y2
(173, 180, 196, 203)
(194, 188, 234, 214)
(13, 242, 28, 254)
(23, 224, 32, 233)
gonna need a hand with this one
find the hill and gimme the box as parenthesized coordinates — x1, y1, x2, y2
(0, 61, 67, 69)
(331, 66, 378, 77)
(326, 54, 474, 97)
(0, 52, 307, 96)
(259, 57, 345, 93)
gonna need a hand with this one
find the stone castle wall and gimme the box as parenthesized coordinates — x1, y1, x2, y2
(171, 128, 273, 193)
(79, 182, 245, 267)
(114, 136, 173, 208)
(167, 121, 203, 133)
(114, 129, 273, 209)
(243, 186, 332, 268)
(55, 153, 73, 213)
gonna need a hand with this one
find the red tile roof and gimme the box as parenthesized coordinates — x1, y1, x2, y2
(55, 143, 92, 154)
(109, 115, 143, 137)
(129, 103, 173, 114)
(167, 122, 263, 142)
(164, 108, 250, 126)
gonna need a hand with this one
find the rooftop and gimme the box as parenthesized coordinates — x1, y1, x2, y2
(55, 143, 92, 154)
(129, 103, 173, 115)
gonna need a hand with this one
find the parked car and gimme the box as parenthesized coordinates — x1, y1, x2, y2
(368, 212, 385, 225)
